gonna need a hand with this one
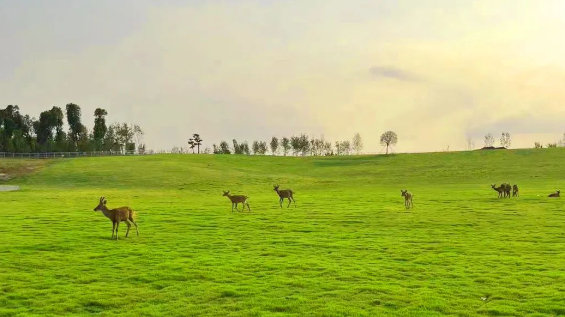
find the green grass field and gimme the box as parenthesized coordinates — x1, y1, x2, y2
(1, 149, 565, 316)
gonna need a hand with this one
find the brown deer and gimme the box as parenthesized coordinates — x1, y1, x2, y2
(503, 183, 512, 198)
(491, 184, 504, 198)
(400, 190, 413, 209)
(93, 197, 139, 240)
(512, 185, 519, 197)
(273, 185, 295, 208)
(548, 190, 560, 198)
(223, 191, 250, 212)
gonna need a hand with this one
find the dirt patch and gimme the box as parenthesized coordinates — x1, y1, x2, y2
(0, 159, 48, 182)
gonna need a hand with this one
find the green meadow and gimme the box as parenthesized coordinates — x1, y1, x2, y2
(1, 149, 565, 317)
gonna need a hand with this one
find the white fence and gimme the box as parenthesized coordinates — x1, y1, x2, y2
(0, 151, 147, 159)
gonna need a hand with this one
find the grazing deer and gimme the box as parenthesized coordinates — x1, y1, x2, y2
(223, 191, 251, 212)
(400, 190, 413, 209)
(273, 185, 295, 208)
(491, 184, 504, 198)
(93, 197, 139, 240)
(548, 190, 560, 198)
(512, 185, 519, 197)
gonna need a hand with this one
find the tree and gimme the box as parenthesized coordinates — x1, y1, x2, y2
(219, 141, 231, 154)
(93, 108, 108, 151)
(193, 134, 203, 153)
(66, 103, 84, 150)
(335, 141, 341, 155)
(380, 131, 398, 154)
(281, 137, 291, 156)
(500, 132, 511, 148)
(484, 133, 495, 148)
(232, 139, 242, 154)
(341, 140, 351, 155)
(290, 136, 301, 156)
(352, 133, 363, 155)
(270, 137, 279, 155)
(252, 140, 260, 155)
(534, 142, 543, 149)
(466, 136, 475, 151)
(188, 138, 196, 153)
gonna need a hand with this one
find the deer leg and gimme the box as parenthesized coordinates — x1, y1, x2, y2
(125, 221, 132, 238)
(115, 221, 120, 240)
(130, 220, 140, 236)
(287, 197, 291, 208)
(246, 201, 251, 211)
(279, 198, 283, 208)
(111, 222, 116, 239)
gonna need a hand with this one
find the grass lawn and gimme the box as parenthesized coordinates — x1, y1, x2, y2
(1, 149, 565, 316)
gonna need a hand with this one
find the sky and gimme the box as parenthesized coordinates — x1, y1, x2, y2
(1, 0, 565, 153)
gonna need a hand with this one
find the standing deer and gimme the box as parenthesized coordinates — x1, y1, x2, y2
(400, 190, 413, 209)
(223, 191, 251, 212)
(491, 184, 504, 198)
(503, 183, 512, 198)
(93, 197, 139, 240)
(273, 185, 295, 208)
(512, 184, 519, 197)
(548, 190, 560, 198)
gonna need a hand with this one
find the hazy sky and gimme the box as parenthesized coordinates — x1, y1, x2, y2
(1, 0, 565, 152)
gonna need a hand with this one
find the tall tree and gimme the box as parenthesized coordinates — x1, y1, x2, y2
(500, 132, 511, 148)
(281, 137, 290, 156)
(219, 141, 231, 154)
(252, 140, 260, 155)
(66, 103, 84, 150)
(188, 138, 196, 153)
(380, 131, 398, 155)
(270, 137, 279, 155)
(193, 134, 203, 154)
(352, 133, 363, 155)
(93, 108, 108, 151)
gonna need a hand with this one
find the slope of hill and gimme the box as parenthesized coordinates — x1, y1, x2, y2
(1, 149, 564, 316)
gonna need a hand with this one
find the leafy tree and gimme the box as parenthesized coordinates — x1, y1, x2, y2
(219, 141, 231, 154)
(291, 136, 301, 156)
(232, 139, 242, 154)
(484, 133, 495, 148)
(335, 141, 342, 155)
(380, 131, 398, 155)
(352, 133, 363, 155)
(252, 141, 260, 155)
(534, 142, 543, 149)
(500, 132, 511, 148)
(241, 141, 250, 155)
(253, 141, 267, 155)
(93, 108, 108, 150)
(281, 137, 291, 156)
(270, 137, 279, 155)
(66, 103, 84, 150)
(192, 134, 203, 154)
(341, 140, 351, 155)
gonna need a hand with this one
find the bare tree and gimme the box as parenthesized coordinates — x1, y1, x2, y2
(466, 136, 475, 151)
(380, 131, 398, 154)
(500, 132, 511, 148)
(352, 133, 363, 155)
(484, 133, 495, 148)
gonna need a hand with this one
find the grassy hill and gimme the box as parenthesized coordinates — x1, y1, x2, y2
(1, 149, 565, 316)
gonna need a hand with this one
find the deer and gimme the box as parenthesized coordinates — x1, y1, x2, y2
(512, 184, 519, 197)
(491, 184, 505, 198)
(503, 183, 512, 198)
(548, 190, 560, 198)
(273, 185, 296, 208)
(400, 190, 413, 209)
(93, 197, 139, 240)
(223, 191, 251, 212)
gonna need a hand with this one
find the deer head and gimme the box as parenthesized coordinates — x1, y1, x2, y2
(400, 189, 407, 196)
(273, 185, 280, 191)
(94, 197, 107, 212)
(222, 191, 230, 197)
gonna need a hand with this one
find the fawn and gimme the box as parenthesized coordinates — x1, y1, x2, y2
(93, 197, 139, 240)
(400, 190, 413, 209)
(273, 185, 295, 208)
(223, 191, 251, 212)
(548, 190, 560, 198)
(512, 185, 519, 197)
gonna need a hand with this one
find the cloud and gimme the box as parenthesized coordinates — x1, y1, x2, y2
(369, 66, 422, 82)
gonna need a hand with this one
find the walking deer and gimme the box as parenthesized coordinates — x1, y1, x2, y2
(223, 191, 251, 212)
(503, 183, 512, 198)
(400, 190, 413, 209)
(512, 184, 519, 197)
(491, 184, 504, 198)
(548, 190, 560, 198)
(273, 185, 295, 208)
(93, 197, 139, 240)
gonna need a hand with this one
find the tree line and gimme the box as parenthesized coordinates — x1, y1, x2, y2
(0, 104, 145, 153)
(211, 133, 371, 156)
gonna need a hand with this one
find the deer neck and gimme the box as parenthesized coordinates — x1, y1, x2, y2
(99, 206, 115, 219)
